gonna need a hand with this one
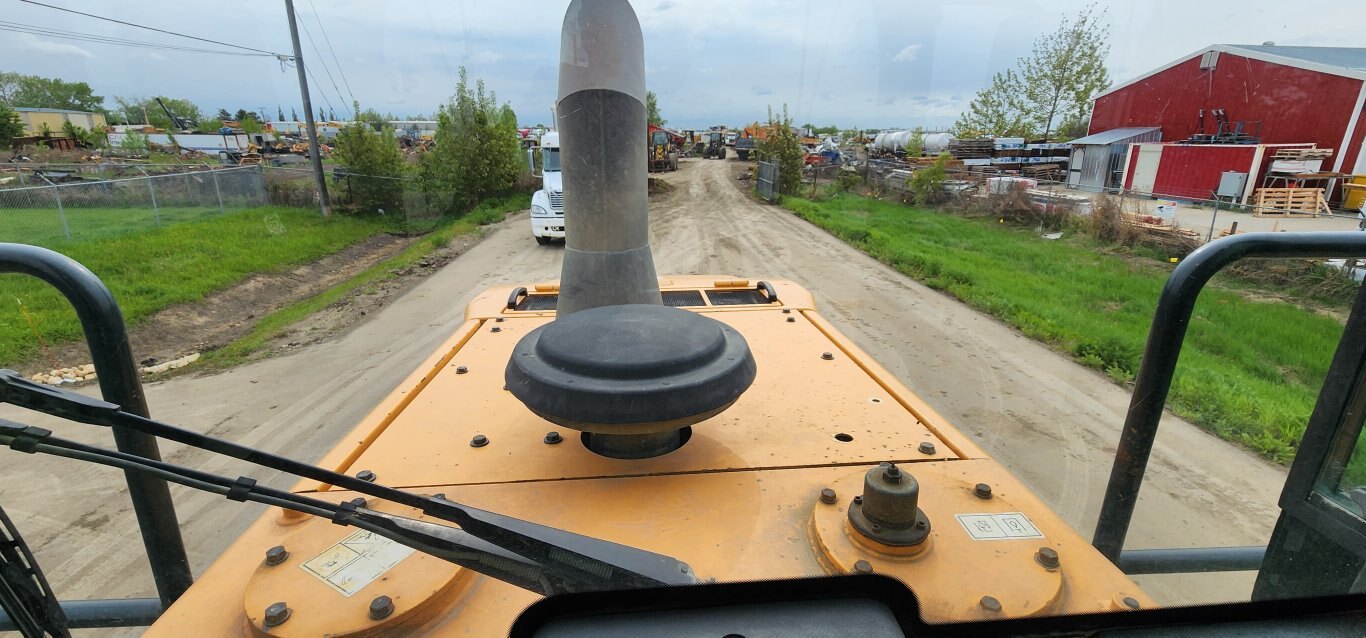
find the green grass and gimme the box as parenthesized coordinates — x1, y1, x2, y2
(783, 194, 1347, 464)
(201, 193, 527, 367)
(0, 206, 246, 245)
(1, 206, 386, 366)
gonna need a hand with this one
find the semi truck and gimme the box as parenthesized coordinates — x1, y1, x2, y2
(528, 130, 564, 245)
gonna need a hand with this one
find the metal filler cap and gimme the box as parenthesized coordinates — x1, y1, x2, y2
(505, 304, 756, 458)
(848, 463, 932, 546)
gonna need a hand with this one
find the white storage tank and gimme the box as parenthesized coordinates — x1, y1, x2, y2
(922, 132, 955, 154)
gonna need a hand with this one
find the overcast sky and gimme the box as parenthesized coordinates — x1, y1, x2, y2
(3, 0, 1359, 130)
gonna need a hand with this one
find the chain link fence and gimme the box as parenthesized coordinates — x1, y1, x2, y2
(264, 166, 451, 235)
(0, 165, 267, 245)
(756, 161, 779, 203)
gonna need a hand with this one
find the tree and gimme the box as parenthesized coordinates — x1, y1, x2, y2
(419, 66, 522, 213)
(755, 104, 805, 196)
(0, 73, 103, 112)
(0, 72, 21, 104)
(0, 103, 23, 149)
(277, 105, 285, 121)
(952, 5, 1110, 140)
(646, 90, 665, 127)
(951, 69, 1035, 139)
(217, 108, 233, 121)
(111, 96, 203, 130)
(290, 107, 298, 121)
(355, 104, 387, 128)
(334, 102, 406, 214)
(906, 126, 925, 157)
(1019, 4, 1110, 140)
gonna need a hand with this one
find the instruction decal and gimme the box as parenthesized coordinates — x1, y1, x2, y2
(301, 529, 415, 597)
(956, 512, 1044, 541)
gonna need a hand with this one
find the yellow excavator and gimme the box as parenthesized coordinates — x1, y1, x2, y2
(1, 1, 1365, 636)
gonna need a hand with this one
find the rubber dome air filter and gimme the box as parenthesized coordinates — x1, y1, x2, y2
(505, 304, 756, 433)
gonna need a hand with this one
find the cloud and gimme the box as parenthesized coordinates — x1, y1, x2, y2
(469, 50, 503, 64)
(13, 33, 94, 59)
(891, 44, 921, 63)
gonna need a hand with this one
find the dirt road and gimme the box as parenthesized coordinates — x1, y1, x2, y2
(0, 157, 1285, 628)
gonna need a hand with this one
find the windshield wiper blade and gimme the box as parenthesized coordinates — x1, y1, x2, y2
(0, 371, 696, 594)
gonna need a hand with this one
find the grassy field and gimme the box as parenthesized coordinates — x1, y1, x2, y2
(0, 206, 245, 245)
(783, 194, 1347, 464)
(1, 206, 386, 366)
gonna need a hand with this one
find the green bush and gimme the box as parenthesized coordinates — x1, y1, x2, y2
(908, 153, 949, 206)
(418, 67, 522, 215)
(755, 105, 805, 196)
(333, 102, 406, 215)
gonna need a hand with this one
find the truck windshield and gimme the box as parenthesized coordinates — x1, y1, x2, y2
(543, 148, 561, 172)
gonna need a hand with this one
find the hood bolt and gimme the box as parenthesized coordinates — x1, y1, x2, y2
(1036, 547, 1060, 569)
(263, 602, 291, 627)
(470, 434, 489, 447)
(819, 488, 837, 504)
(264, 545, 288, 566)
(369, 595, 395, 620)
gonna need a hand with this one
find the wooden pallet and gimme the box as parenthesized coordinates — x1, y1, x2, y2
(1254, 187, 1330, 217)
(1021, 163, 1063, 180)
(1272, 147, 1334, 160)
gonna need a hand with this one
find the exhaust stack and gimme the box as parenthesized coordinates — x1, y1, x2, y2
(505, 0, 755, 460)
(555, 0, 660, 315)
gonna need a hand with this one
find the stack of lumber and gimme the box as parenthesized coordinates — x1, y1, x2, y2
(1123, 213, 1201, 253)
(1253, 187, 1330, 217)
(947, 139, 993, 159)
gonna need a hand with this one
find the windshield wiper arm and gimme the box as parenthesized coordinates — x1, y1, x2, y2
(0, 371, 696, 594)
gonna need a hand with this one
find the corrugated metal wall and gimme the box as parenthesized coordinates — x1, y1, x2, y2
(1073, 129, 1162, 191)
(1074, 146, 1106, 189)
(1091, 51, 1364, 177)
(1123, 143, 1258, 200)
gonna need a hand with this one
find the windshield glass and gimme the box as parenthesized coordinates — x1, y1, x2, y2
(2, 0, 1364, 634)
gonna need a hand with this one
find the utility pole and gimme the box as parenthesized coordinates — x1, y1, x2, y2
(284, 0, 330, 217)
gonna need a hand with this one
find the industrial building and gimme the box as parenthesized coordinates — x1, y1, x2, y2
(13, 107, 107, 137)
(1087, 44, 1366, 206)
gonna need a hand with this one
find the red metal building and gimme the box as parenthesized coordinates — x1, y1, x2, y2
(1091, 45, 1366, 197)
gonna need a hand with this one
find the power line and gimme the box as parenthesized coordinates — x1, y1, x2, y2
(301, 62, 337, 117)
(305, 0, 355, 104)
(295, 11, 347, 111)
(16, 0, 289, 57)
(0, 20, 279, 57)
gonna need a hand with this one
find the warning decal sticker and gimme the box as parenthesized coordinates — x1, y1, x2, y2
(955, 512, 1045, 541)
(301, 529, 415, 597)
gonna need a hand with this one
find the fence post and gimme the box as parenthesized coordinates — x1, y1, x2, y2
(210, 167, 225, 215)
(36, 172, 72, 240)
(136, 167, 161, 226)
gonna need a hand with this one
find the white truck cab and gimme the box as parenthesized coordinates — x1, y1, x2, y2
(529, 131, 564, 245)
